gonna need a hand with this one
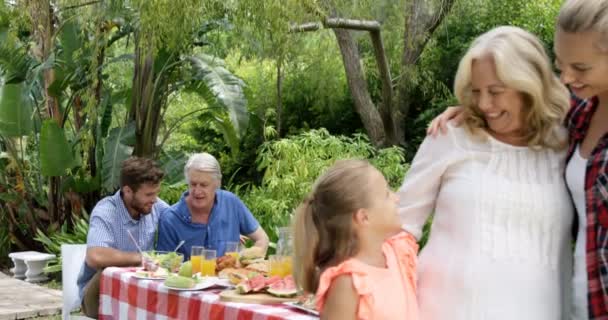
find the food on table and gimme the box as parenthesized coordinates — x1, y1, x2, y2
(239, 246, 265, 265)
(235, 274, 267, 294)
(219, 268, 258, 285)
(142, 251, 184, 273)
(216, 254, 237, 272)
(178, 261, 193, 277)
(135, 267, 169, 279)
(235, 274, 297, 297)
(245, 261, 269, 274)
(267, 275, 297, 297)
(164, 274, 197, 289)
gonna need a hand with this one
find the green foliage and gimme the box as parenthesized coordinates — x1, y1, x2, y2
(34, 217, 89, 274)
(159, 181, 187, 205)
(238, 129, 407, 242)
(39, 120, 77, 176)
(0, 82, 33, 137)
(130, 0, 205, 52)
(186, 54, 249, 142)
(101, 123, 135, 192)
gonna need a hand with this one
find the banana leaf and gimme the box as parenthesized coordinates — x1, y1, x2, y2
(102, 122, 135, 192)
(0, 82, 33, 137)
(40, 120, 77, 176)
(186, 54, 249, 139)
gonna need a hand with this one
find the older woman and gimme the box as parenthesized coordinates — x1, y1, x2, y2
(398, 26, 573, 320)
(157, 153, 269, 260)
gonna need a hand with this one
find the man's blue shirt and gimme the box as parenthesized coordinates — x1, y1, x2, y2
(156, 190, 260, 260)
(76, 190, 168, 300)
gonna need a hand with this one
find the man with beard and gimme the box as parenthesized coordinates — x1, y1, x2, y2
(77, 157, 167, 318)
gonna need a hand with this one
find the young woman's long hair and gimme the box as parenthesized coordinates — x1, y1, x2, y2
(292, 159, 375, 293)
(558, 0, 608, 49)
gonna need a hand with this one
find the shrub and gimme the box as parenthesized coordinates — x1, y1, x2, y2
(34, 217, 89, 274)
(236, 128, 408, 243)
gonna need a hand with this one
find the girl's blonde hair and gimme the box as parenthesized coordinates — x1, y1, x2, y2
(292, 159, 376, 293)
(558, 0, 608, 50)
(453, 26, 569, 150)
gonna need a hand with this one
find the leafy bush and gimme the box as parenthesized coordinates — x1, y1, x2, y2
(34, 217, 89, 274)
(237, 129, 408, 243)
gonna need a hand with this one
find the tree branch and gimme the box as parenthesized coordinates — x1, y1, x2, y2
(289, 22, 321, 33)
(59, 0, 101, 11)
(324, 18, 380, 31)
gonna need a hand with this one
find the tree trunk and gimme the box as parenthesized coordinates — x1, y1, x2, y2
(397, 0, 456, 137)
(131, 33, 157, 158)
(276, 61, 283, 137)
(27, 0, 64, 224)
(333, 28, 386, 147)
(369, 30, 400, 146)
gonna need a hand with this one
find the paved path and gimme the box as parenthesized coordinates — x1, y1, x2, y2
(0, 272, 62, 319)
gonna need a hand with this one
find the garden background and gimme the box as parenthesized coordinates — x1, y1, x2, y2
(0, 0, 561, 277)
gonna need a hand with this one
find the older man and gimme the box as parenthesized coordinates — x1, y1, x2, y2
(157, 153, 269, 260)
(77, 157, 168, 318)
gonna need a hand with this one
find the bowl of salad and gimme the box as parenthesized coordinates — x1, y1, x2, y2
(142, 251, 184, 273)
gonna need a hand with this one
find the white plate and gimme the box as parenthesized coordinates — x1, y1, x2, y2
(132, 268, 168, 280)
(161, 277, 233, 291)
(283, 301, 319, 316)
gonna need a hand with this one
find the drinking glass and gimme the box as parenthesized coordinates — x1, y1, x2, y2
(202, 249, 217, 276)
(190, 246, 204, 274)
(225, 241, 240, 260)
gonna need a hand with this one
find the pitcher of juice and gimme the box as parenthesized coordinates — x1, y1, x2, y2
(276, 227, 293, 256)
(275, 227, 294, 277)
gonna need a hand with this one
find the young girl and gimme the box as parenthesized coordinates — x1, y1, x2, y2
(292, 159, 419, 320)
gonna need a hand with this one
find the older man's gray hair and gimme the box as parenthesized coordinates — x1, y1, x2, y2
(184, 153, 222, 184)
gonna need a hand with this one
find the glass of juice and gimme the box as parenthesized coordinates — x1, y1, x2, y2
(269, 255, 284, 277)
(190, 246, 204, 275)
(202, 249, 217, 276)
(225, 241, 240, 260)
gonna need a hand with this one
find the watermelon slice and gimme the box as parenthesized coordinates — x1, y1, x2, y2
(264, 275, 282, 287)
(249, 274, 267, 292)
(236, 281, 252, 294)
(267, 276, 297, 298)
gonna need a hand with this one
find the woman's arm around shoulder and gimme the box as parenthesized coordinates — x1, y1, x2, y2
(321, 274, 358, 320)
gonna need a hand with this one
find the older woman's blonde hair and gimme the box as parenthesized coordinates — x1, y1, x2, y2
(453, 26, 569, 150)
(558, 0, 608, 51)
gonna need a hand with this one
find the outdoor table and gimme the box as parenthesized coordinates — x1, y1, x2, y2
(99, 267, 318, 320)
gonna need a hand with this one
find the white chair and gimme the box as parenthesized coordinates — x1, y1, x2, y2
(61, 244, 92, 320)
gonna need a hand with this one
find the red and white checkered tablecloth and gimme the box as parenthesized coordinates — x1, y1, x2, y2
(99, 267, 318, 320)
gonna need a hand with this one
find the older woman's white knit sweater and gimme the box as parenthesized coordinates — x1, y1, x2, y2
(398, 124, 573, 320)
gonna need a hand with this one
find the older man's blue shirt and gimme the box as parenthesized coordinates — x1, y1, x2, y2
(156, 190, 260, 260)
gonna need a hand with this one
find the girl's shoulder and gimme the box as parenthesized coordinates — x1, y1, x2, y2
(316, 259, 368, 314)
